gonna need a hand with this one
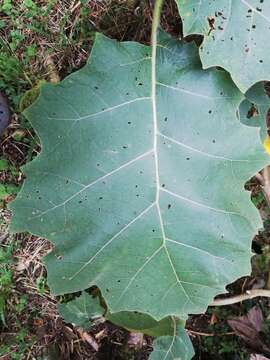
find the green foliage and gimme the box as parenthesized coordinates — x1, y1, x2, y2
(19, 80, 47, 112)
(0, 241, 13, 325)
(0, 158, 20, 207)
(0, 0, 94, 111)
(35, 276, 47, 295)
(0, 231, 37, 359)
(0, 184, 19, 203)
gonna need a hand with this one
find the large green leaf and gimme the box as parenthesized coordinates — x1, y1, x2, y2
(176, 0, 270, 92)
(10, 31, 268, 321)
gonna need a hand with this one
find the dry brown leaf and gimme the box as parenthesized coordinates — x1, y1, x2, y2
(127, 332, 145, 349)
(228, 306, 270, 354)
(77, 328, 99, 352)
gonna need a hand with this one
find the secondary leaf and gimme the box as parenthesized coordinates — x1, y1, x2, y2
(10, 32, 268, 321)
(58, 291, 103, 329)
(176, 1, 270, 92)
(149, 322, 194, 360)
(107, 311, 180, 338)
(239, 82, 269, 142)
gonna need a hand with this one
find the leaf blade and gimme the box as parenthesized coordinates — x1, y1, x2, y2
(10, 32, 268, 321)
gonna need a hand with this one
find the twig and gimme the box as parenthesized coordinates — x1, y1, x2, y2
(254, 167, 270, 288)
(77, 328, 99, 351)
(262, 166, 270, 208)
(187, 329, 235, 337)
(255, 172, 264, 184)
(255, 167, 270, 209)
(210, 289, 270, 306)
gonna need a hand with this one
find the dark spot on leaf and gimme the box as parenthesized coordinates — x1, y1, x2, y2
(168, 204, 171, 209)
(207, 17, 215, 33)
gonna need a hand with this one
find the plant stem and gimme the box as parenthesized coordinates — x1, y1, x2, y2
(256, 166, 270, 210)
(151, 0, 164, 48)
(210, 289, 270, 306)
